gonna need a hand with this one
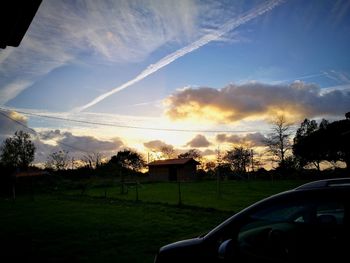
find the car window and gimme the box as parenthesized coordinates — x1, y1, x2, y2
(236, 199, 345, 262)
(247, 201, 344, 225)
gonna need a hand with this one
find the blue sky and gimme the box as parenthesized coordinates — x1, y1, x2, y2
(0, 0, 349, 164)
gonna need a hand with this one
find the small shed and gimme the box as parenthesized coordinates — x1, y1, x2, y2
(148, 158, 200, 181)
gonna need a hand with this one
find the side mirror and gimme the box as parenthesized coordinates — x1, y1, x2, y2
(218, 239, 235, 260)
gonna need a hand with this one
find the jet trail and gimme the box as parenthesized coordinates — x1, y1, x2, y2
(75, 0, 284, 112)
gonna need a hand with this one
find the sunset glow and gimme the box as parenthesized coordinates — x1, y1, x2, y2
(1, 0, 349, 167)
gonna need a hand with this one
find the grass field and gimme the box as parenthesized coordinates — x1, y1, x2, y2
(66, 179, 308, 211)
(0, 179, 308, 262)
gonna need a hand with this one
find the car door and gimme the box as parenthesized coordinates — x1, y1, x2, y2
(233, 191, 348, 263)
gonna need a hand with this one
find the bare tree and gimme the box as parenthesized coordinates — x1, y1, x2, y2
(160, 146, 176, 159)
(265, 115, 293, 169)
(46, 150, 70, 171)
(83, 152, 103, 169)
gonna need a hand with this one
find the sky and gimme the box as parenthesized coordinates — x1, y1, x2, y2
(0, 0, 350, 166)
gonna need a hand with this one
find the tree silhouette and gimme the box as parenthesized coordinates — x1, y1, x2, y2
(45, 150, 70, 171)
(160, 146, 176, 159)
(345, 112, 350, 120)
(109, 149, 145, 172)
(178, 149, 202, 161)
(0, 130, 35, 170)
(293, 113, 350, 171)
(323, 116, 350, 170)
(224, 146, 252, 174)
(265, 115, 292, 169)
(293, 119, 322, 170)
(83, 152, 103, 169)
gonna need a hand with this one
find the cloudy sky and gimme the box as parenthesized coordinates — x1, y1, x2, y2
(0, 0, 350, 165)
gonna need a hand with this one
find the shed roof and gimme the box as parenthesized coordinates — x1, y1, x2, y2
(148, 158, 200, 166)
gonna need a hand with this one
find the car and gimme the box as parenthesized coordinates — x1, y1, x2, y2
(154, 178, 350, 263)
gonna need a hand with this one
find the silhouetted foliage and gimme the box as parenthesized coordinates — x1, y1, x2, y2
(345, 112, 350, 120)
(0, 130, 35, 170)
(82, 152, 103, 169)
(109, 149, 146, 172)
(293, 114, 350, 171)
(45, 150, 70, 171)
(224, 146, 252, 174)
(160, 145, 176, 159)
(178, 149, 202, 161)
(322, 117, 350, 170)
(293, 119, 323, 170)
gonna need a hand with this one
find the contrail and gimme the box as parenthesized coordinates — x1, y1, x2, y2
(75, 0, 284, 112)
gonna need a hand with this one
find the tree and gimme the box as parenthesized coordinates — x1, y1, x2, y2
(204, 161, 216, 172)
(265, 115, 293, 169)
(178, 149, 202, 161)
(160, 146, 176, 159)
(224, 146, 252, 174)
(82, 152, 103, 169)
(293, 113, 350, 171)
(109, 149, 145, 172)
(293, 119, 322, 170)
(46, 150, 70, 171)
(322, 116, 350, 170)
(0, 130, 35, 170)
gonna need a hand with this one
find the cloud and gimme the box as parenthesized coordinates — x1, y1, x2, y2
(0, 80, 34, 105)
(323, 70, 350, 84)
(39, 130, 123, 153)
(143, 140, 173, 151)
(39, 129, 64, 140)
(165, 81, 350, 123)
(33, 138, 58, 164)
(201, 149, 216, 156)
(0, 0, 203, 105)
(186, 134, 211, 148)
(216, 132, 267, 147)
(0, 110, 30, 136)
(76, 0, 284, 111)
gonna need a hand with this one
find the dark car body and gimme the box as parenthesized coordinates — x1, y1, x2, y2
(155, 178, 350, 262)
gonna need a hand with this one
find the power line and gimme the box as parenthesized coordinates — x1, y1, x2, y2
(0, 110, 89, 153)
(0, 107, 257, 134)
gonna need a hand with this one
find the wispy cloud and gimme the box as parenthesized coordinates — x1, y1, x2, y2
(76, 0, 284, 112)
(272, 72, 327, 84)
(0, 80, 33, 104)
(0, 0, 204, 105)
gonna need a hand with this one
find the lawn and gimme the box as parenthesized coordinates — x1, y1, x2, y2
(0, 195, 230, 263)
(0, 179, 308, 262)
(66, 179, 308, 212)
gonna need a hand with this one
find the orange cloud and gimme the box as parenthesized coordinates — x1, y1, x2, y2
(216, 132, 267, 147)
(185, 134, 211, 148)
(164, 82, 350, 123)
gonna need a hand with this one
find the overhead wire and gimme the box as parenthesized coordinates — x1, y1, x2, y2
(0, 107, 257, 134)
(0, 110, 89, 153)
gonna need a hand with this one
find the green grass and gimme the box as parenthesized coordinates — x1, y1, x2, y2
(67, 179, 308, 212)
(0, 195, 230, 263)
(0, 179, 309, 262)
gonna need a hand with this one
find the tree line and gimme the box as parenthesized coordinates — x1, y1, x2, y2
(0, 112, 349, 179)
